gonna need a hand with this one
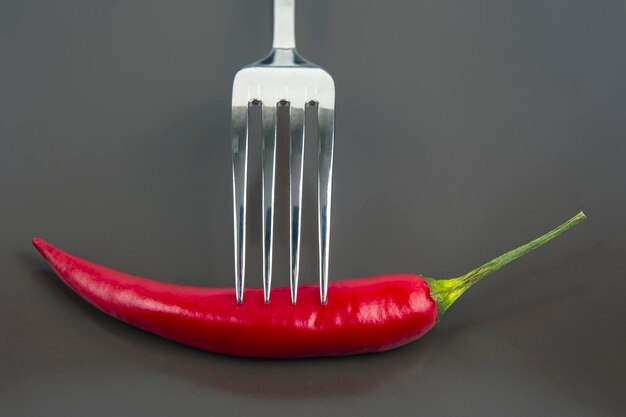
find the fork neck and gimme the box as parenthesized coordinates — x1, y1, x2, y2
(273, 0, 296, 49)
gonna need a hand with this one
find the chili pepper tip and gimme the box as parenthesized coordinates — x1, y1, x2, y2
(32, 238, 49, 259)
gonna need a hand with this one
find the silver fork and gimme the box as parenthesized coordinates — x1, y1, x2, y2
(231, 0, 335, 305)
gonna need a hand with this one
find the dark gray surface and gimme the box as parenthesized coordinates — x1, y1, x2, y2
(1, 1, 625, 415)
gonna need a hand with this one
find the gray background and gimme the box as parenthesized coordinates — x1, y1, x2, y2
(1, 0, 625, 416)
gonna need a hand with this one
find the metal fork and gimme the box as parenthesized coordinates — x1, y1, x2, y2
(231, 0, 335, 305)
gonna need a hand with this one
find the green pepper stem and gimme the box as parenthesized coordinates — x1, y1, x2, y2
(426, 212, 586, 318)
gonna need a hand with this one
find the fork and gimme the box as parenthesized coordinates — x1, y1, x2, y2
(231, 0, 335, 305)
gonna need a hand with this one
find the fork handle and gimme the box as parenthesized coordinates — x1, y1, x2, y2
(273, 0, 296, 49)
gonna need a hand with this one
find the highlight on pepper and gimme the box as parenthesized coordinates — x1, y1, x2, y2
(33, 212, 586, 358)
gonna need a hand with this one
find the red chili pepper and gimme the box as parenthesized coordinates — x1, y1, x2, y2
(33, 212, 585, 358)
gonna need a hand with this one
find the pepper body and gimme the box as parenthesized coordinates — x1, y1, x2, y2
(33, 238, 438, 358)
(32, 213, 585, 358)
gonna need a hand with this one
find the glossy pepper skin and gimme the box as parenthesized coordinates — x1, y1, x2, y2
(33, 238, 437, 358)
(32, 212, 586, 358)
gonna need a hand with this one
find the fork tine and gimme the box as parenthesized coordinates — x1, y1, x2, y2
(289, 102, 305, 305)
(231, 103, 252, 304)
(317, 106, 335, 305)
(261, 102, 278, 304)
